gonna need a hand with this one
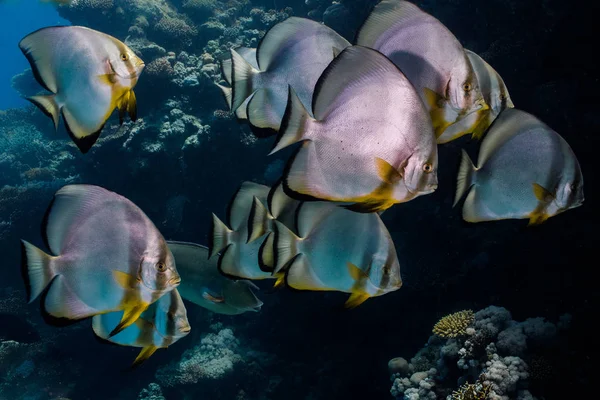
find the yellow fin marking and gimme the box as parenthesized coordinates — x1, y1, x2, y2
(375, 157, 402, 185)
(132, 345, 158, 368)
(423, 87, 444, 110)
(128, 90, 137, 121)
(532, 183, 555, 203)
(470, 110, 492, 141)
(347, 262, 368, 281)
(112, 270, 139, 289)
(528, 212, 550, 226)
(109, 303, 149, 337)
(273, 275, 285, 289)
(98, 73, 116, 86)
(344, 292, 370, 309)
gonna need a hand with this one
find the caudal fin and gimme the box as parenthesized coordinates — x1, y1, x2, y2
(273, 220, 301, 274)
(269, 86, 314, 155)
(247, 196, 271, 243)
(21, 240, 56, 303)
(209, 213, 233, 259)
(231, 48, 260, 112)
(454, 149, 477, 207)
(27, 94, 60, 131)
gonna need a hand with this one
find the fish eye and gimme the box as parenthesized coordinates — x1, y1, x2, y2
(120, 53, 129, 61)
(422, 163, 433, 173)
(462, 83, 472, 92)
(156, 261, 166, 272)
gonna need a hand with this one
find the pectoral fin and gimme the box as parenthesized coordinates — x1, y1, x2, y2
(375, 157, 403, 185)
(529, 183, 554, 226)
(202, 291, 225, 303)
(113, 270, 139, 289)
(347, 262, 368, 281)
(423, 87, 444, 111)
(532, 183, 555, 203)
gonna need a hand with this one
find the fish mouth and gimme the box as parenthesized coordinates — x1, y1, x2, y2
(169, 277, 182, 286)
(179, 326, 191, 333)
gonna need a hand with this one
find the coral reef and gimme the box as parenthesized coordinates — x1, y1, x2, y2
(138, 383, 166, 400)
(155, 326, 243, 386)
(433, 310, 475, 339)
(388, 306, 571, 400)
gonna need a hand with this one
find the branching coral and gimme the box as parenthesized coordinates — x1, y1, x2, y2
(451, 375, 491, 400)
(434, 310, 475, 338)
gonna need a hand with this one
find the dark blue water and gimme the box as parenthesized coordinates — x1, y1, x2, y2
(0, 0, 597, 399)
(0, 0, 69, 110)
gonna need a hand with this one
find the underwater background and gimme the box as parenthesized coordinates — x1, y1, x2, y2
(0, 0, 598, 399)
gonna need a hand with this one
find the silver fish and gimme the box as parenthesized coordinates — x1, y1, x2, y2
(167, 241, 263, 315)
(269, 45, 438, 212)
(272, 201, 402, 308)
(210, 181, 275, 280)
(229, 16, 350, 135)
(21, 184, 179, 337)
(19, 26, 144, 153)
(437, 49, 514, 144)
(92, 289, 190, 367)
(454, 108, 584, 225)
(356, 0, 488, 138)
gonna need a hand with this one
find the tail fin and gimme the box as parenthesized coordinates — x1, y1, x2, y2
(273, 220, 301, 274)
(209, 213, 233, 259)
(247, 196, 272, 243)
(215, 83, 233, 110)
(269, 86, 314, 155)
(231, 48, 260, 112)
(21, 240, 56, 303)
(27, 95, 60, 131)
(258, 231, 275, 272)
(454, 149, 477, 207)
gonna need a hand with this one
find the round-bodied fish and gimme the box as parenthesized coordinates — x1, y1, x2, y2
(19, 26, 144, 153)
(437, 49, 514, 144)
(269, 45, 438, 213)
(271, 201, 402, 308)
(356, 0, 488, 138)
(229, 16, 351, 135)
(454, 108, 584, 225)
(21, 184, 180, 337)
(167, 241, 263, 315)
(210, 181, 277, 281)
(92, 289, 190, 367)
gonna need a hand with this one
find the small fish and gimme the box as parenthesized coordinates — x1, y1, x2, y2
(356, 0, 488, 138)
(92, 289, 190, 367)
(229, 16, 351, 136)
(216, 47, 258, 120)
(210, 181, 277, 281)
(454, 108, 584, 225)
(269, 45, 438, 212)
(437, 50, 514, 144)
(19, 26, 144, 153)
(272, 201, 402, 308)
(167, 241, 263, 315)
(21, 184, 179, 337)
